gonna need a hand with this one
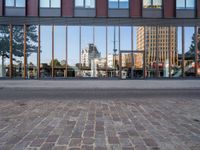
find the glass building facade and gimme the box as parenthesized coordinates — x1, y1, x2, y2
(0, 0, 200, 79)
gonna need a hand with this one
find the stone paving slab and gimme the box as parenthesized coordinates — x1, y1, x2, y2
(0, 97, 199, 150)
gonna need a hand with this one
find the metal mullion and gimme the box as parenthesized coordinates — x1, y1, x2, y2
(65, 26, 68, 78)
(106, 26, 108, 77)
(79, 26, 82, 77)
(9, 25, 13, 78)
(156, 26, 159, 78)
(195, 26, 198, 77)
(144, 26, 146, 79)
(131, 26, 134, 79)
(52, 25, 54, 78)
(182, 26, 185, 78)
(169, 26, 172, 78)
(119, 26, 121, 79)
(38, 25, 41, 79)
(23, 24, 27, 79)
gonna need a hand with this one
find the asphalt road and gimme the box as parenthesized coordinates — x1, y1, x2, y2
(0, 88, 199, 101)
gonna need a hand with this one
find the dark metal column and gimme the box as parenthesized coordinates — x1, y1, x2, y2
(37, 25, 41, 79)
(169, 26, 172, 78)
(23, 24, 27, 79)
(52, 25, 54, 78)
(65, 26, 68, 78)
(144, 26, 146, 79)
(9, 24, 13, 78)
(79, 26, 82, 77)
(195, 26, 198, 77)
(106, 26, 108, 77)
(156, 26, 159, 78)
(119, 26, 122, 78)
(131, 26, 134, 79)
(182, 26, 185, 78)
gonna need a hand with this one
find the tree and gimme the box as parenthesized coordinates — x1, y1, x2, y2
(0, 25, 38, 77)
(50, 59, 62, 67)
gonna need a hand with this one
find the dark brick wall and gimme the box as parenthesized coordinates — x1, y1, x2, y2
(164, 0, 175, 18)
(130, 0, 142, 17)
(96, 0, 107, 17)
(27, 0, 39, 16)
(62, 0, 73, 17)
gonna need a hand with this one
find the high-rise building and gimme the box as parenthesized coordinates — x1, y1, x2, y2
(137, 27, 177, 66)
(81, 44, 101, 68)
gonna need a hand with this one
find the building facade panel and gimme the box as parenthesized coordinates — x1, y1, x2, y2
(164, 0, 175, 18)
(0, 0, 3, 16)
(130, 0, 142, 17)
(96, 0, 107, 17)
(27, 0, 39, 16)
(62, 0, 73, 17)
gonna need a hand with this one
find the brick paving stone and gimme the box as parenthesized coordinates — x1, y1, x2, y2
(30, 138, 45, 147)
(53, 145, 67, 150)
(81, 145, 93, 150)
(143, 138, 158, 147)
(57, 136, 70, 145)
(108, 137, 120, 144)
(46, 135, 59, 143)
(40, 142, 55, 150)
(82, 138, 95, 145)
(68, 138, 82, 147)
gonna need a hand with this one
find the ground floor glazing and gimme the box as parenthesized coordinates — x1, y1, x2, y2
(0, 25, 200, 79)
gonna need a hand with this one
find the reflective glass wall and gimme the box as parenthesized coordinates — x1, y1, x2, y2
(0, 25, 10, 78)
(1, 25, 199, 79)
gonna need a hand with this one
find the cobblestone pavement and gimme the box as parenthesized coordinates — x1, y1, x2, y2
(0, 90, 200, 150)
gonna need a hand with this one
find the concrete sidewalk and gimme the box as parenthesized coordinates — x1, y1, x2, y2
(0, 80, 200, 89)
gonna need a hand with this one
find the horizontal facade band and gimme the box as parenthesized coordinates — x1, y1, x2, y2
(0, 17, 200, 26)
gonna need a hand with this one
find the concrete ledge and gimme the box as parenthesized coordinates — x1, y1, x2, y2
(0, 80, 200, 90)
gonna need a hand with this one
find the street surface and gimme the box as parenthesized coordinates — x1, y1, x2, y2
(0, 81, 199, 150)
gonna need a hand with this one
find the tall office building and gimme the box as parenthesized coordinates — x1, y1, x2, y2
(137, 27, 177, 66)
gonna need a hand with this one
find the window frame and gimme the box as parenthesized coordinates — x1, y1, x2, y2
(5, 0, 26, 8)
(143, 0, 162, 9)
(75, 0, 96, 8)
(109, 0, 129, 9)
(176, 0, 195, 9)
(40, 0, 61, 8)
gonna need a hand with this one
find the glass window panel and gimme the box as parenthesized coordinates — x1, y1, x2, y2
(40, 26, 52, 78)
(75, 0, 84, 7)
(27, 25, 38, 79)
(172, 27, 182, 77)
(68, 26, 80, 77)
(94, 27, 106, 78)
(176, 0, 185, 8)
(0, 25, 10, 78)
(184, 27, 195, 77)
(40, 0, 50, 8)
(109, 0, 119, 8)
(119, 0, 129, 8)
(16, 0, 25, 7)
(51, 0, 60, 8)
(54, 26, 66, 77)
(153, 0, 162, 7)
(107, 26, 120, 77)
(186, 0, 195, 8)
(6, 0, 14, 7)
(85, 0, 95, 8)
(143, 0, 151, 8)
(12, 26, 24, 78)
